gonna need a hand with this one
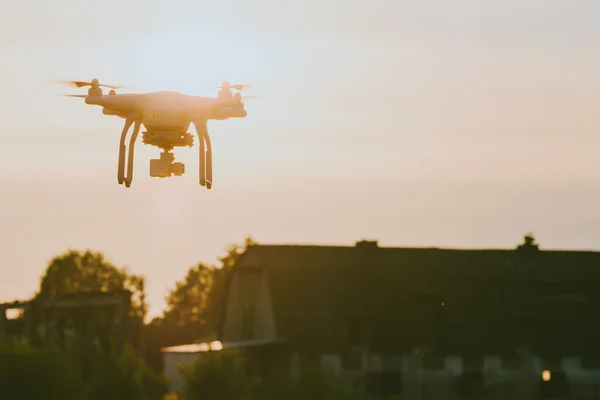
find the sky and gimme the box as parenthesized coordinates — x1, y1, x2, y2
(2, 0, 600, 318)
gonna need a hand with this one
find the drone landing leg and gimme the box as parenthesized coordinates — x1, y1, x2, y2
(118, 118, 135, 185)
(199, 130, 206, 187)
(203, 131, 213, 189)
(194, 120, 207, 187)
(123, 121, 141, 188)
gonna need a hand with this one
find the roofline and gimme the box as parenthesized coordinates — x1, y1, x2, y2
(247, 243, 600, 253)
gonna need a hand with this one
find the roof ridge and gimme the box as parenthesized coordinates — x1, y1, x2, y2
(248, 243, 600, 253)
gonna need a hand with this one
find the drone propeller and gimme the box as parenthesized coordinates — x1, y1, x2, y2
(59, 88, 117, 98)
(58, 79, 123, 89)
(206, 82, 254, 91)
(230, 84, 252, 91)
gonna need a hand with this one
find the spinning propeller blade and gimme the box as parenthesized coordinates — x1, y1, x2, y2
(230, 84, 252, 91)
(60, 94, 88, 98)
(206, 83, 255, 91)
(58, 80, 123, 89)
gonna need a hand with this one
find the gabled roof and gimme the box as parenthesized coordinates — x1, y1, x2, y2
(228, 240, 600, 357)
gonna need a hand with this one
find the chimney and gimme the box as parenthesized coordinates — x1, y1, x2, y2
(516, 233, 540, 252)
(355, 240, 378, 249)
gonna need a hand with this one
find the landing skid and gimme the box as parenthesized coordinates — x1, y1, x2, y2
(193, 119, 213, 189)
(115, 118, 213, 189)
(117, 117, 141, 187)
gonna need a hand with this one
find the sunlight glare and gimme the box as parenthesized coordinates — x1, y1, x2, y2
(198, 343, 210, 352)
(129, 22, 266, 95)
(209, 341, 223, 351)
(149, 181, 188, 222)
(5, 308, 23, 320)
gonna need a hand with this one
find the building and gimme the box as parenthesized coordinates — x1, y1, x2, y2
(1, 290, 132, 352)
(163, 236, 600, 398)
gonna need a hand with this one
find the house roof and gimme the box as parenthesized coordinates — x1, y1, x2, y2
(229, 240, 600, 357)
(40, 290, 132, 309)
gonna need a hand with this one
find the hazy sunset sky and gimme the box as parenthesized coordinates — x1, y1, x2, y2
(2, 0, 600, 317)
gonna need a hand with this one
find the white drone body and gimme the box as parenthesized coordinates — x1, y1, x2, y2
(63, 79, 249, 189)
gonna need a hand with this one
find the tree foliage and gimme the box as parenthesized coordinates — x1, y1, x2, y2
(179, 349, 383, 400)
(163, 236, 256, 330)
(35, 249, 148, 319)
(83, 344, 169, 400)
(0, 338, 169, 400)
(164, 262, 213, 325)
(0, 338, 83, 400)
(218, 236, 257, 272)
(179, 350, 256, 400)
(2, 239, 267, 397)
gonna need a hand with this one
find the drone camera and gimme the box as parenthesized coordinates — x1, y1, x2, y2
(149, 152, 185, 178)
(172, 162, 185, 176)
(150, 159, 169, 178)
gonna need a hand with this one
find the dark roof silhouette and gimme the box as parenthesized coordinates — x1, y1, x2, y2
(230, 240, 600, 358)
(40, 289, 132, 309)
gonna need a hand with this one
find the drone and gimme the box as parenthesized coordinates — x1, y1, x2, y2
(61, 78, 251, 189)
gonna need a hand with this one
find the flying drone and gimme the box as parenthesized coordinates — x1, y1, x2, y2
(61, 78, 251, 189)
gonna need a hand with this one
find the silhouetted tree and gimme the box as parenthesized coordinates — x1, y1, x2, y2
(0, 338, 83, 400)
(179, 349, 256, 400)
(161, 236, 256, 331)
(34, 250, 147, 319)
(83, 344, 169, 400)
(163, 262, 214, 326)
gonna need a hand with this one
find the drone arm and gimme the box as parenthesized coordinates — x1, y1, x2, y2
(124, 121, 141, 187)
(118, 118, 135, 184)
